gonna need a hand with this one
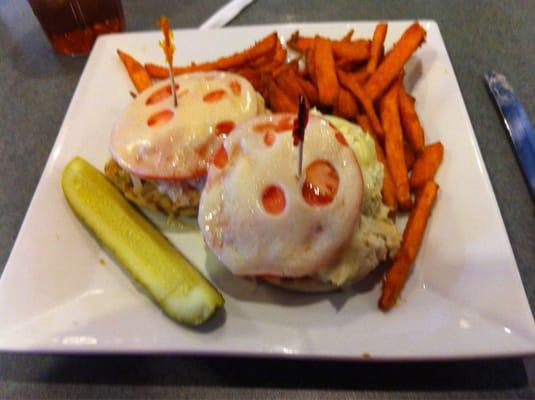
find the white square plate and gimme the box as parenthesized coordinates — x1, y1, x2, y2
(1, 21, 534, 360)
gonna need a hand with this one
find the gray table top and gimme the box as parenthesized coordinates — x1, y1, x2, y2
(1, 0, 534, 398)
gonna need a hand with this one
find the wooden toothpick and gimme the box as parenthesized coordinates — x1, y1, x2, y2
(158, 16, 177, 107)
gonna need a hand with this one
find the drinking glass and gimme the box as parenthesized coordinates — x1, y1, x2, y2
(28, 0, 125, 56)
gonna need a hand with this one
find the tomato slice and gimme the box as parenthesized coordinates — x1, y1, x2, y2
(254, 116, 293, 136)
(213, 145, 228, 169)
(275, 115, 294, 132)
(147, 109, 174, 127)
(335, 131, 348, 146)
(302, 160, 339, 205)
(263, 131, 275, 146)
(214, 120, 236, 137)
(203, 89, 227, 103)
(262, 185, 286, 214)
(253, 122, 276, 133)
(146, 84, 180, 105)
(229, 80, 242, 95)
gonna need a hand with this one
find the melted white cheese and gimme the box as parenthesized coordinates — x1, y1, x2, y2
(198, 114, 364, 277)
(110, 72, 261, 180)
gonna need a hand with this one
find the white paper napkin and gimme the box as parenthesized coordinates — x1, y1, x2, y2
(199, 0, 255, 30)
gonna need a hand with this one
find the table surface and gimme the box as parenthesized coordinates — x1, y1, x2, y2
(1, 0, 534, 398)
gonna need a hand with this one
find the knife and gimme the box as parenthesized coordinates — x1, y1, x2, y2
(484, 70, 535, 197)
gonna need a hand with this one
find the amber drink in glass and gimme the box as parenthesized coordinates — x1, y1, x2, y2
(28, 0, 124, 56)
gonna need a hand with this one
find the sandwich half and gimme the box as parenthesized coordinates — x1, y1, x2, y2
(106, 71, 264, 216)
(198, 112, 400, 292)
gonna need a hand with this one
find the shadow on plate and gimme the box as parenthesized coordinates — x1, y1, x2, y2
(404, 57, 424, 93)
(204, 244, 390, 311)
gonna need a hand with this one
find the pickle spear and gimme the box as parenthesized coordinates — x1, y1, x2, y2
(61, 157, 224, 326)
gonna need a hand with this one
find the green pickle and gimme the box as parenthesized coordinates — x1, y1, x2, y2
(61, 157, 224, 326)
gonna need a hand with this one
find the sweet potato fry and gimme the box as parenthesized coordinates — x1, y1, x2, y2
(234, 67, 261, 83)
(332, 39, 370, 62)
(145, 32, 279, 78)
(364, 22, 426, 100)
(238, 32, 280, 60)
(268, 79, 298, 113)
(305, 47, 316, 81)
(295, 75, 318, 105)
(410, 142, 444, 189)
(340, 29, 354, 42)
(337, 69, 383, 138)
(335, 57, 360, 71)
(277, 67, 319, 105)
(200, 31, 279, 71)
(272, 59, 299, 78)
(333, 88, 358, 121)
(398, 84, 425, 152)
(256, 60, 285, 74)
(287, 31, 313, 53)
(314, 36, 340, 106)
(144, 63, 170, 79)
(288, 31, 370, 62)
(270, 63, 287, 78)
(258, 72, 273, 101)
(335, 58, 371, 72)
(367, 22, 388, 74)
(342, 67, 369, 83)
(247, 52, 273, 69)
(275, 69, 306, 105)
(117, 49, 152, 92)
(356, 114, 372, 134)
(250, 39, 286, 69)
(256, 43, 287, 73)
(380, 82, 411, 210)
(401, 180, 439, 261)
(379, 180, 439, 310)
(234, 67, 266, 97)
(404, 141, 416, 171)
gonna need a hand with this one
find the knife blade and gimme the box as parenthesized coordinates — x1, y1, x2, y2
(484, 70, 535, 197)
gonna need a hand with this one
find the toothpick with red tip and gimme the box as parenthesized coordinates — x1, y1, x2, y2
(158, 16, 177, 107)
(293, 95, 309, 177)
